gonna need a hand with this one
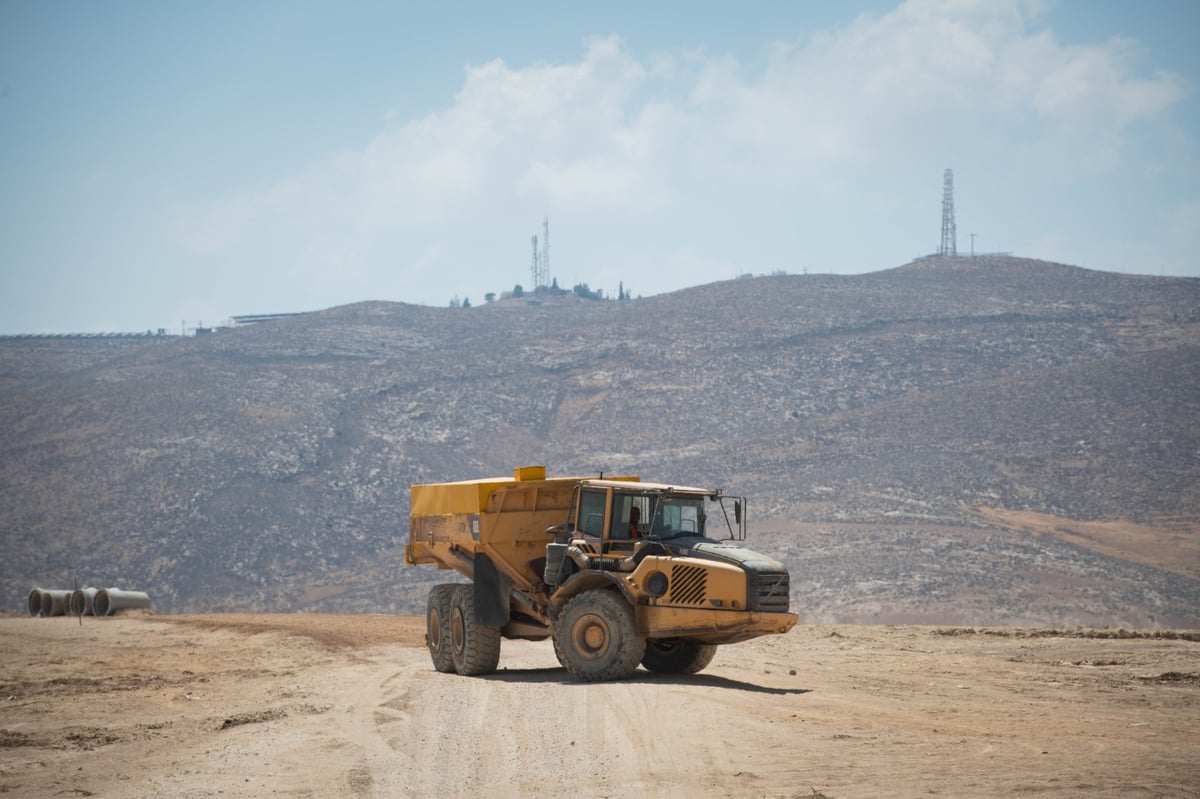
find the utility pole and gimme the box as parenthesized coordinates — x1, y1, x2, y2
(970, 233, 976, 257)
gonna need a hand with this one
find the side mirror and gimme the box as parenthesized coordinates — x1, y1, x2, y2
(734, 500, 742, 525)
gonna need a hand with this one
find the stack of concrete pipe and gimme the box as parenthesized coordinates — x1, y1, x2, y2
(27, 587, 151, 617)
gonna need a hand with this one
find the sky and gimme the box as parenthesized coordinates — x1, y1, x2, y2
(1, 0, 1197, 334)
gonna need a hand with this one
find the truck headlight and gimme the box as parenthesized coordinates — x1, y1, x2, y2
(645, 571, 668, 598)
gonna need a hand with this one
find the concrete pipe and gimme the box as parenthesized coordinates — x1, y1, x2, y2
(39, 589, 72, 617)
(94, 588, 151, 617)
(70, 587, 99, 616)
(27, 588, 47, 616)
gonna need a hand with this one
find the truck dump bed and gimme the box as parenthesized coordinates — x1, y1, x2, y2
(407, 467, 638, 582)
(410, 475, 525, 517)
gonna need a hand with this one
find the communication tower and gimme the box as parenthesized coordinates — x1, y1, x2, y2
(531, 235, 540, 288)
(528, 218, 552, 289)
(940, 169, 957, 257)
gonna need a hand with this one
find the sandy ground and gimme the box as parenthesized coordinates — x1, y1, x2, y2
(1, 613, 1197, 799)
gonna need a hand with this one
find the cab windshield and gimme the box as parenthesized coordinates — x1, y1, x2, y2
(650, 497, 706, 539)
(605, 488, 743, 543)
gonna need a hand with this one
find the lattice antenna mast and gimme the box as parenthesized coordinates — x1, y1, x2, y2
(940, 168, 957, 257)
(531, 235, 540, 288)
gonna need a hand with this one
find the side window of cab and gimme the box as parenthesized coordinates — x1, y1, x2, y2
(577, 489, 607, 537)
(611, 494, 649, 540)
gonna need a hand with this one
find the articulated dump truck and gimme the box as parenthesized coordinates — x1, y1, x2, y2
(405, 466, 797, 681)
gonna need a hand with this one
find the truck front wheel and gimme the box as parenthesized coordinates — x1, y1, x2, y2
(554, 590, 645, 682)
(450, 584, 501, 676)
(426, 584, 457, 673)
(641, 639, 718, 675)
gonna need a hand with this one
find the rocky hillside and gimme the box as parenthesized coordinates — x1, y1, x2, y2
(2, 256, 1198, 625)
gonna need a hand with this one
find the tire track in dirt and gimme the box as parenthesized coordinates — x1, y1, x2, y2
(318, 648, 425, 797)
(336, 639, 765, 798)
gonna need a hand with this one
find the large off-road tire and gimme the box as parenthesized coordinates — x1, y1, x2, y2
(641, 638, 718, 675)
(553, 590, 645, 682)
(426, 584, 457, 673)
(449, 584, 502, 676)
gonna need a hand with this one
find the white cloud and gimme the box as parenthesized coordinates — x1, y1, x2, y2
(1019, 35, 1187, 127)
(174, 0, 1190, 301)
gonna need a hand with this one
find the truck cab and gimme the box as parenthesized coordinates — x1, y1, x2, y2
(547, 480, 794, 634)
(572, 480, 718, 546)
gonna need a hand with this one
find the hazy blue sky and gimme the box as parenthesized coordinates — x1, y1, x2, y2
(1, 0, 1197, 333)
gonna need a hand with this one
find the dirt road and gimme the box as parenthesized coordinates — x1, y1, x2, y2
(1, 613, 1196, 798)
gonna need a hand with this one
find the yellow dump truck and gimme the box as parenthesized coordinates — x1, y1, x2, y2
(406, 466, 798, 681)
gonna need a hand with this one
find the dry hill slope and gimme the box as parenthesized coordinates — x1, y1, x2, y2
(1, 256, 1197, 625)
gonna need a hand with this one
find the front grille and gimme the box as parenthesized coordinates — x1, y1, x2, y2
(669, 564, 707, 605)
(747, 570, 790, 612)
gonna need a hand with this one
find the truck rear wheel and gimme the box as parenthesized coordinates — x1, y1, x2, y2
(450, 584, 501, 676)
(641, 639, 718, 674)
(426, 584, 457, 673)
(553, 590, 645, 682)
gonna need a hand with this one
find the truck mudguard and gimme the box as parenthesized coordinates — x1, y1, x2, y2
(473, 552, 510, 627)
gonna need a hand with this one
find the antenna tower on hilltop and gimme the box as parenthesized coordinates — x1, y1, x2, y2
(530, 235, 540, 288)
(940, 168, 957, 257)
(529, 218, 551, 289)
